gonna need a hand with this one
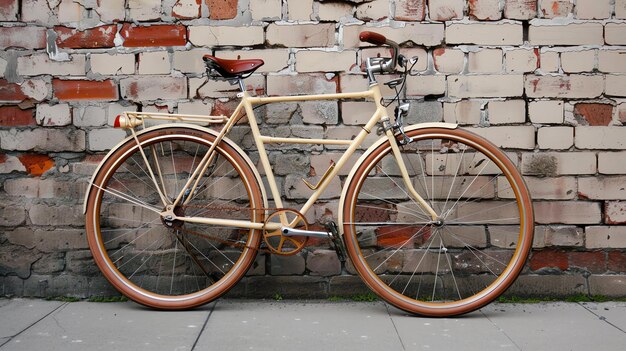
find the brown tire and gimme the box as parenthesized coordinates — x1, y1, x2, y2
(85, 126, 263, 309)
(342, 127, 533, 316)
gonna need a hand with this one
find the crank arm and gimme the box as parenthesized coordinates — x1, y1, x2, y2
(281, 227, 332, 239)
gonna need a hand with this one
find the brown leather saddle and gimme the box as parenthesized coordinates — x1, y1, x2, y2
(202, 55, 264, 79)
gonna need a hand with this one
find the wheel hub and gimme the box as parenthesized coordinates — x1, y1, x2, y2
(161, 205, 185, 229)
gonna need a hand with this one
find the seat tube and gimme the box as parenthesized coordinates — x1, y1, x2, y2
(241, 93, 285, 209)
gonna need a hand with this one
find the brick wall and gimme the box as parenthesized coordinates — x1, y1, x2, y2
(1, 0, 625, 299)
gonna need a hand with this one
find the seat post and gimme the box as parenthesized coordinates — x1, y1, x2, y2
(238, 79, 246, 92)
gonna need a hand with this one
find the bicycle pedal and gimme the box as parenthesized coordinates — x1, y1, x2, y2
(325, 222, 346, 263)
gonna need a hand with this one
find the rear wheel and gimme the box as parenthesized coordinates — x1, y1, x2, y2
(342, 127, 533, 316)
(85, 127, 263, 309)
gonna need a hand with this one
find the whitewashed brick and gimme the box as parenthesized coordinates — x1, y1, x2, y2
(58, 0, 82, 23)
(301, 101, 338, 124)
(604, 24, 626, 45)
(0, 154, 26, 174)
(36, 103, 71, 126)
(138, 51, 170, 75)
(0, 129, 85, 152)
(73, 105, 107, 127)
(250, 0, 282, 20)
(505, 49, 538, 73)
(21, 0, 55, 23)
(606, 201, 626, 224)
(268, 23, 335, 48)
(428, 0, 464, 20)
(446, 23, 523, 45)
(267, 74, 336, 96)
(606, 75, 626, 97)
(468, 49, 502, 73)
(529, 23, 603, 45)
(599, 152, 626, 174)
(288, 0, 313, 20)
(433, 48, 464, 74)
(88, 128, 127, 151)
(355, 0, 390, 21)
(586, 226, 626, 249)
(342, 101, 376, 125)
(394, 0, 426, 21)
(120, 76, 187, 101)
(178, 100, 214, 115)
(94, 0, 125, 22)
(17, 54, 86, 76)
(20, 79, 48, 101)
(533, 225, 584, 248)
(0, 56, 6, 77)
(295, 50, 356, 73)
(617, 0, 626, 19)
(500, 177, 576, 200)
(448, 75, 524, 98)
(317, 1, 353, 21)
(540, 51, 559, 72)
(488, 100, 525, 124)
(598, 51, 626, 73)
(465, 126, 535, 149)
(189, 26, 264, 47)
(529, 100, 563, 123)
(576, 0, 610, 19)
(522, 152, 596, 175)
(443, 100, 481, 125)
(576, 126, 626, 149)
(537, 126, 574, 150)
(534, 201, 601, 224)
(128, 0, 161, 21)
(172, 0, 201, 19)
(90, 53, 134, 75)
(561, 50, 595, 73)
(406, 75, 446, 96)
(525, 75, 603, 99)
(172, 49, 211, 74)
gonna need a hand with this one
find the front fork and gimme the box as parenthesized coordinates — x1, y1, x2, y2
(381, 107, 440, 222)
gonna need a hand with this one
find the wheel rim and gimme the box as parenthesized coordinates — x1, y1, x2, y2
(86, 130, 262, 307)
(343, 128, 533, 316)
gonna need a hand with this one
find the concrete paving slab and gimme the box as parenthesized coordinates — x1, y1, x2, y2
(579, 302, 626, 331)
(195, 300, 403, 351)
(0, 301, 213, 351)
(482, 302, 626, 351)
(0, 299, 64, 339)
(388, 307, 516, 349)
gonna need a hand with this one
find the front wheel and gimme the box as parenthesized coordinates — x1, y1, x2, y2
(85, 127, 264, 309)
(342, 127, 533, 316)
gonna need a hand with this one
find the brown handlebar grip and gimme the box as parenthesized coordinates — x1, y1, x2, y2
(359, 31, 387, 45)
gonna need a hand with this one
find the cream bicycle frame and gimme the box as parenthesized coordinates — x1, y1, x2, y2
(112, 83, 442, 232)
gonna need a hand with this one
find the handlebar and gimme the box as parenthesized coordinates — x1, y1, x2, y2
(359, 31, 400, 74)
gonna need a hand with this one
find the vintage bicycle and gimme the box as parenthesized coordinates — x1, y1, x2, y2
(83, 31, 534, 317)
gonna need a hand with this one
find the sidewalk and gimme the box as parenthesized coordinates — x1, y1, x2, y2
(1, 298, 625, 351)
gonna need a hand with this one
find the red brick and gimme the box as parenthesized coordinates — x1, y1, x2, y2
(0, 106, 36, 126)
(121, 24, 187, 47)
(608, 251, 626, 272)
(0, 79, 27, 102)
(207, 0, 238, 20)
(376, 226, 430, 247)
(54, 25, 117, 49)
(18, 154, 54, 176)
(573, 103, 613, 126)
(530, 249, 568, 271)
(211, 99, 239, 117)
(568, 251, 606, 273)
(0, 26, 47, 49)
(53, 79, 118, 101)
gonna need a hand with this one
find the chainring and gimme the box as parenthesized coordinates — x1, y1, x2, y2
(263, 209, 309, 256)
